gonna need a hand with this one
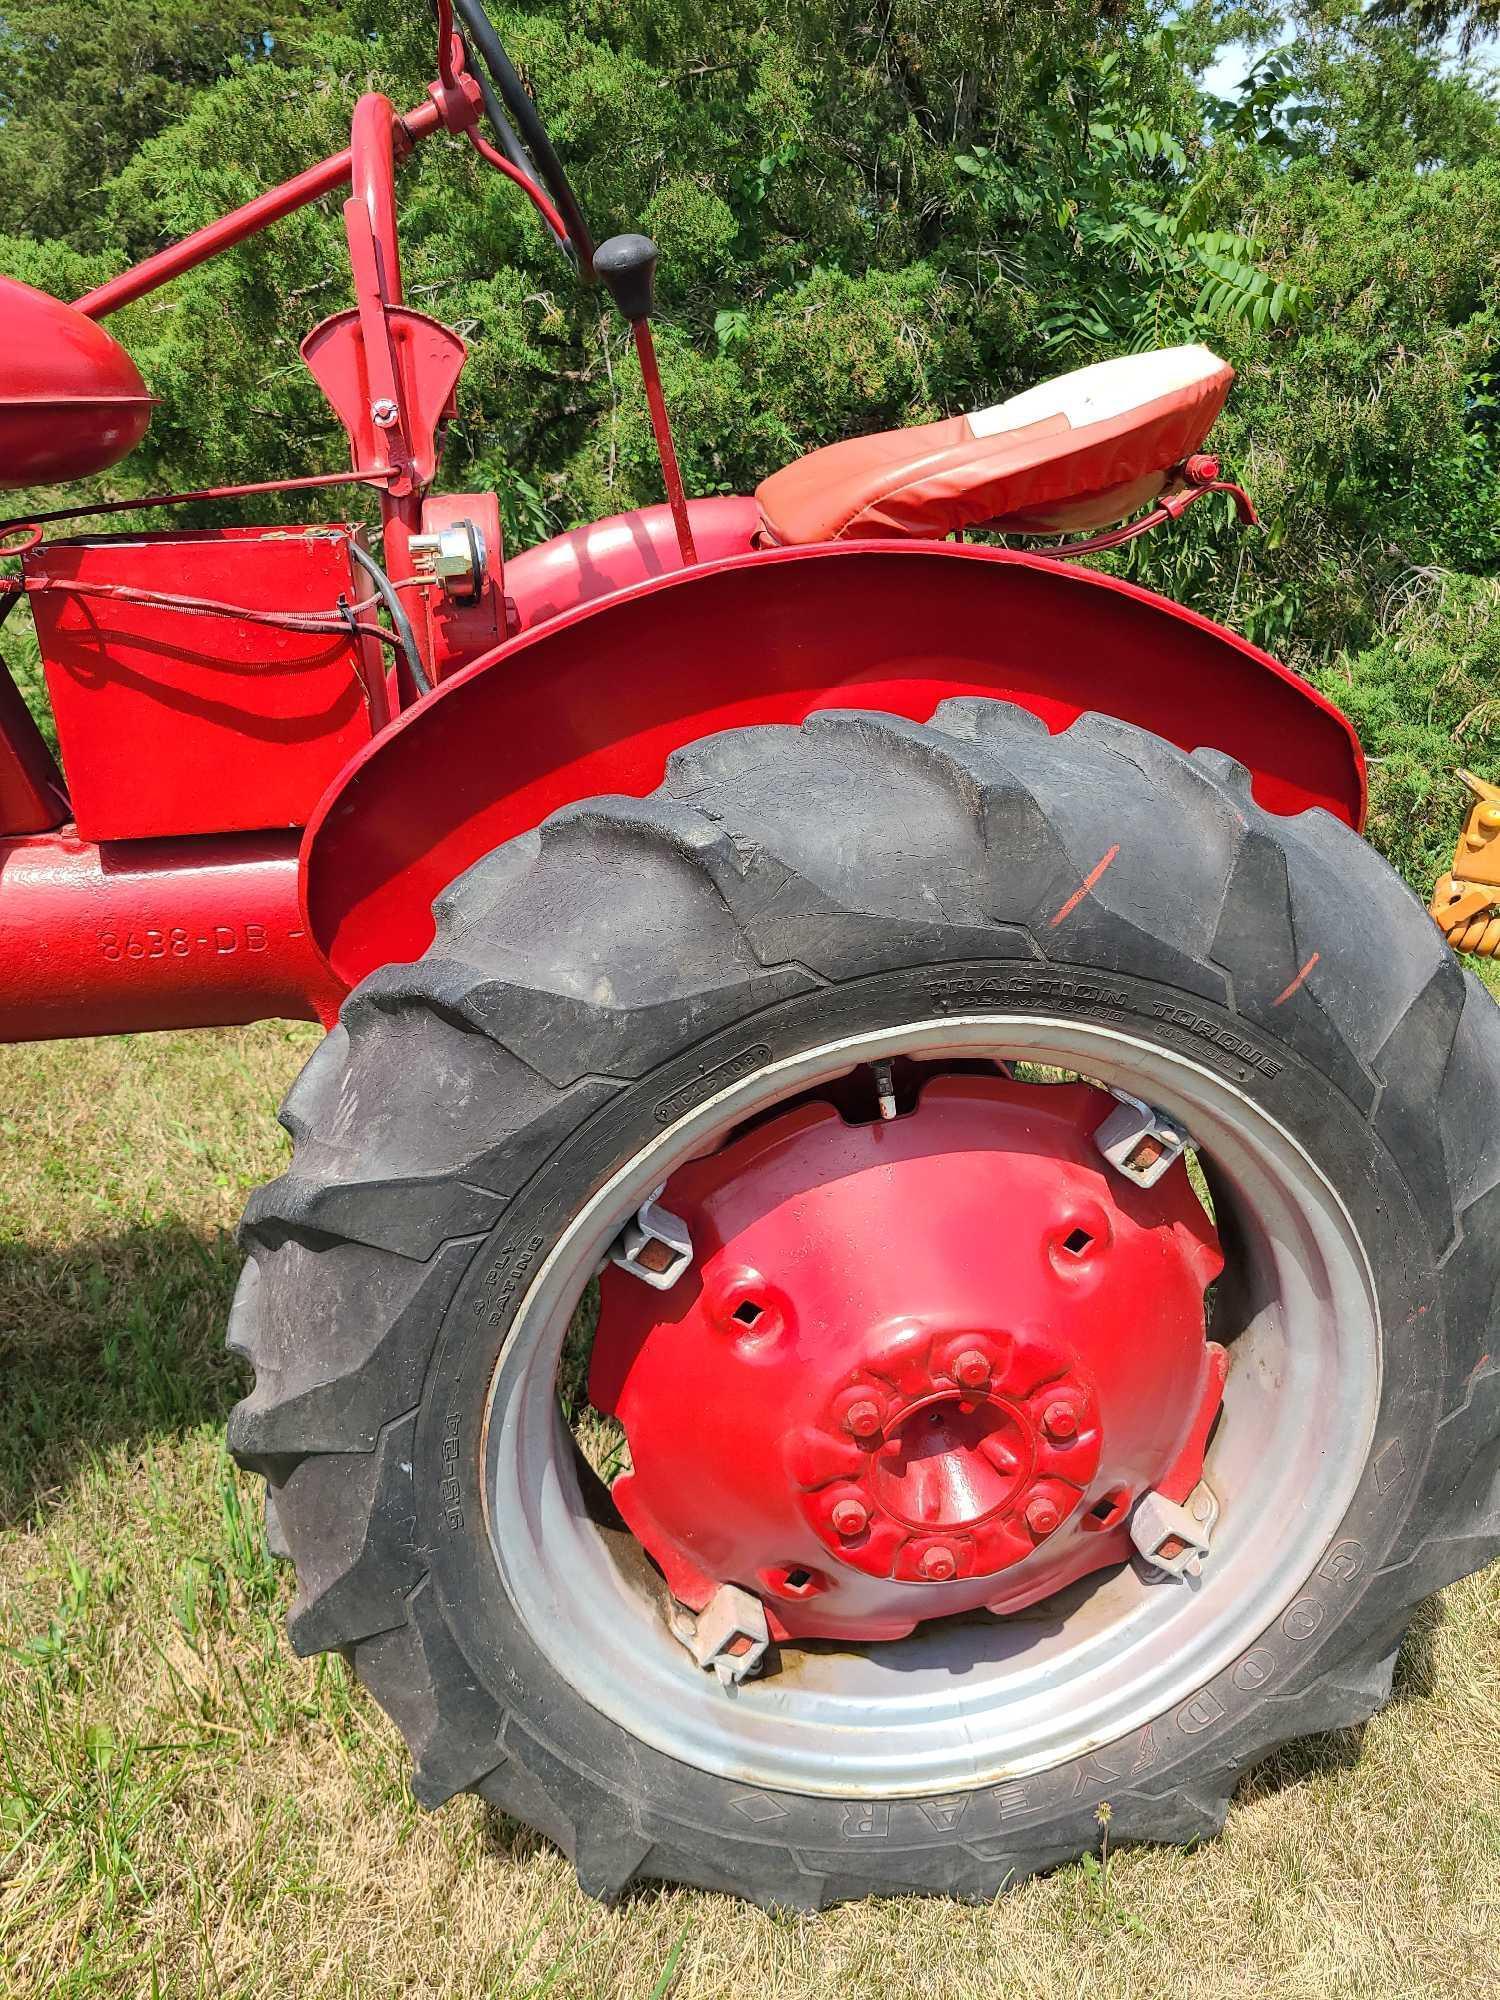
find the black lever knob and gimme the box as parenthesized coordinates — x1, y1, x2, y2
(593, 233, 658, 324)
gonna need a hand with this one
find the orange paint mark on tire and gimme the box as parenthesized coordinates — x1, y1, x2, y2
(1050, 844, 1120, 928)
(1272, 951, 1320, 1007)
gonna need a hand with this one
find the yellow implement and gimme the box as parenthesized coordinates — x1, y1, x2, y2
(1430, 769, 1500, 956)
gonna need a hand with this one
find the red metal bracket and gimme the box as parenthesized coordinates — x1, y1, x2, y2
(1036, 457, 1259, 561)
(301, 309, 467, 500)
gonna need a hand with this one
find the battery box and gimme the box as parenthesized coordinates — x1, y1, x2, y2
(28, 525, 386, 842)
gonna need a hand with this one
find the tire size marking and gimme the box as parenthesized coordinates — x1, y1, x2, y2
(441, 1410, 464, 1531)
(653, 1044, 773, 1126)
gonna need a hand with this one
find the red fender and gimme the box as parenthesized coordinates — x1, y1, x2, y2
(301, 539, 1365, 990)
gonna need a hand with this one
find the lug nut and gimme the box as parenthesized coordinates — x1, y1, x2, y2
(1042, 1402, 1078, 1440)
(953, 1348, 991, 1388)
(844, 1399, 882, 1439)
(1026, 1496, 1062, 1537)
(831, 1498, 869, 1538)
(919, 1545, 957, 1581)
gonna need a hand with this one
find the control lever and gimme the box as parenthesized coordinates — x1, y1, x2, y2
(593, 233, 697, 565)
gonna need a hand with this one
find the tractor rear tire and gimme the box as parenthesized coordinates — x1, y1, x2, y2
(230, 700, 1500, 1908)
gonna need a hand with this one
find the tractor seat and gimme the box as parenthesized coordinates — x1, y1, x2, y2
(754, 344, 1233, 547)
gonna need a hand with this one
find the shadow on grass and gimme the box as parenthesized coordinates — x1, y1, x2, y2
(1391, 1590, 1446, 1703)
(0, 1220, 245, 1528)
(1235, 1593, 1446, 1803)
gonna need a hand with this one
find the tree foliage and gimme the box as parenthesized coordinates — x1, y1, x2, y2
(0, 3, 328, 246)
(1371, 0, 1500, 55)
(1, 0, 1496, 890)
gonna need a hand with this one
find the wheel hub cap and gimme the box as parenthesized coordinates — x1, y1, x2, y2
(589, 1071, 1224, 1641)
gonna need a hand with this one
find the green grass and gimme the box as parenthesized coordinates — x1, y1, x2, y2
(1, 1016, 1498, 1998)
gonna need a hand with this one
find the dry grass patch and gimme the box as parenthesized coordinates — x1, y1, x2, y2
(1, 1012, 1498, 1998)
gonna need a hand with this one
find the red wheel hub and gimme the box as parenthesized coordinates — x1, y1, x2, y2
(589, 1072, 1225, 1641)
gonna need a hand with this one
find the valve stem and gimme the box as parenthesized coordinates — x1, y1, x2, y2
(873, 1061, 898, 1121)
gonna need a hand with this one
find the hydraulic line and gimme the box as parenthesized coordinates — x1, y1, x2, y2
(20, 544, 431, 703)
(451, 0, 596, 275)
(458, 38, 570, 260)
(348, 538, 432, 697)
(467, 127, 570, 241)
(22, 574, 395, 653)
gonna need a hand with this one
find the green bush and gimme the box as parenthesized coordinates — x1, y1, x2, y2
(1315, 572, 1500, 888)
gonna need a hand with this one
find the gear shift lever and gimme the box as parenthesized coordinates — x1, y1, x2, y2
(594, 234, 697, 565)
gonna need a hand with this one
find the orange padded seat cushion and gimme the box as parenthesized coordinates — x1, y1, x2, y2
(755, 345, 1233, 546)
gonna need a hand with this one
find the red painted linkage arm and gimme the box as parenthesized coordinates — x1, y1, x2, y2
(72, 96, 459, 322)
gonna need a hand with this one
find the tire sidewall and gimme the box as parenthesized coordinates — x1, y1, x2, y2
(415, 957, 1446, 1871)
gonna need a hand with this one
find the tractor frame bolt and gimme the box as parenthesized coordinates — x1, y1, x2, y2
(953, 1349, 991, 1389)
(1043, 1402, 1077, 1440)
(844, 1399, 882, 1439)
(920, 1545, 957, 1581)
(831, 1498, 869, 1538)
(1026, 1496, 1062, 1537)
(370, 397, 400, 428)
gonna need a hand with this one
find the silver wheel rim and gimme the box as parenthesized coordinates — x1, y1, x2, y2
(481, 1015, 1381, 1798)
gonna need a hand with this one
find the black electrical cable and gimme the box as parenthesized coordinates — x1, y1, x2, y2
(451, 0, 596, 277)
(348, 540, 432, 697)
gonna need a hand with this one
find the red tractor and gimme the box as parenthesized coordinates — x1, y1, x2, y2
(2, 1, 1496, 1909)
